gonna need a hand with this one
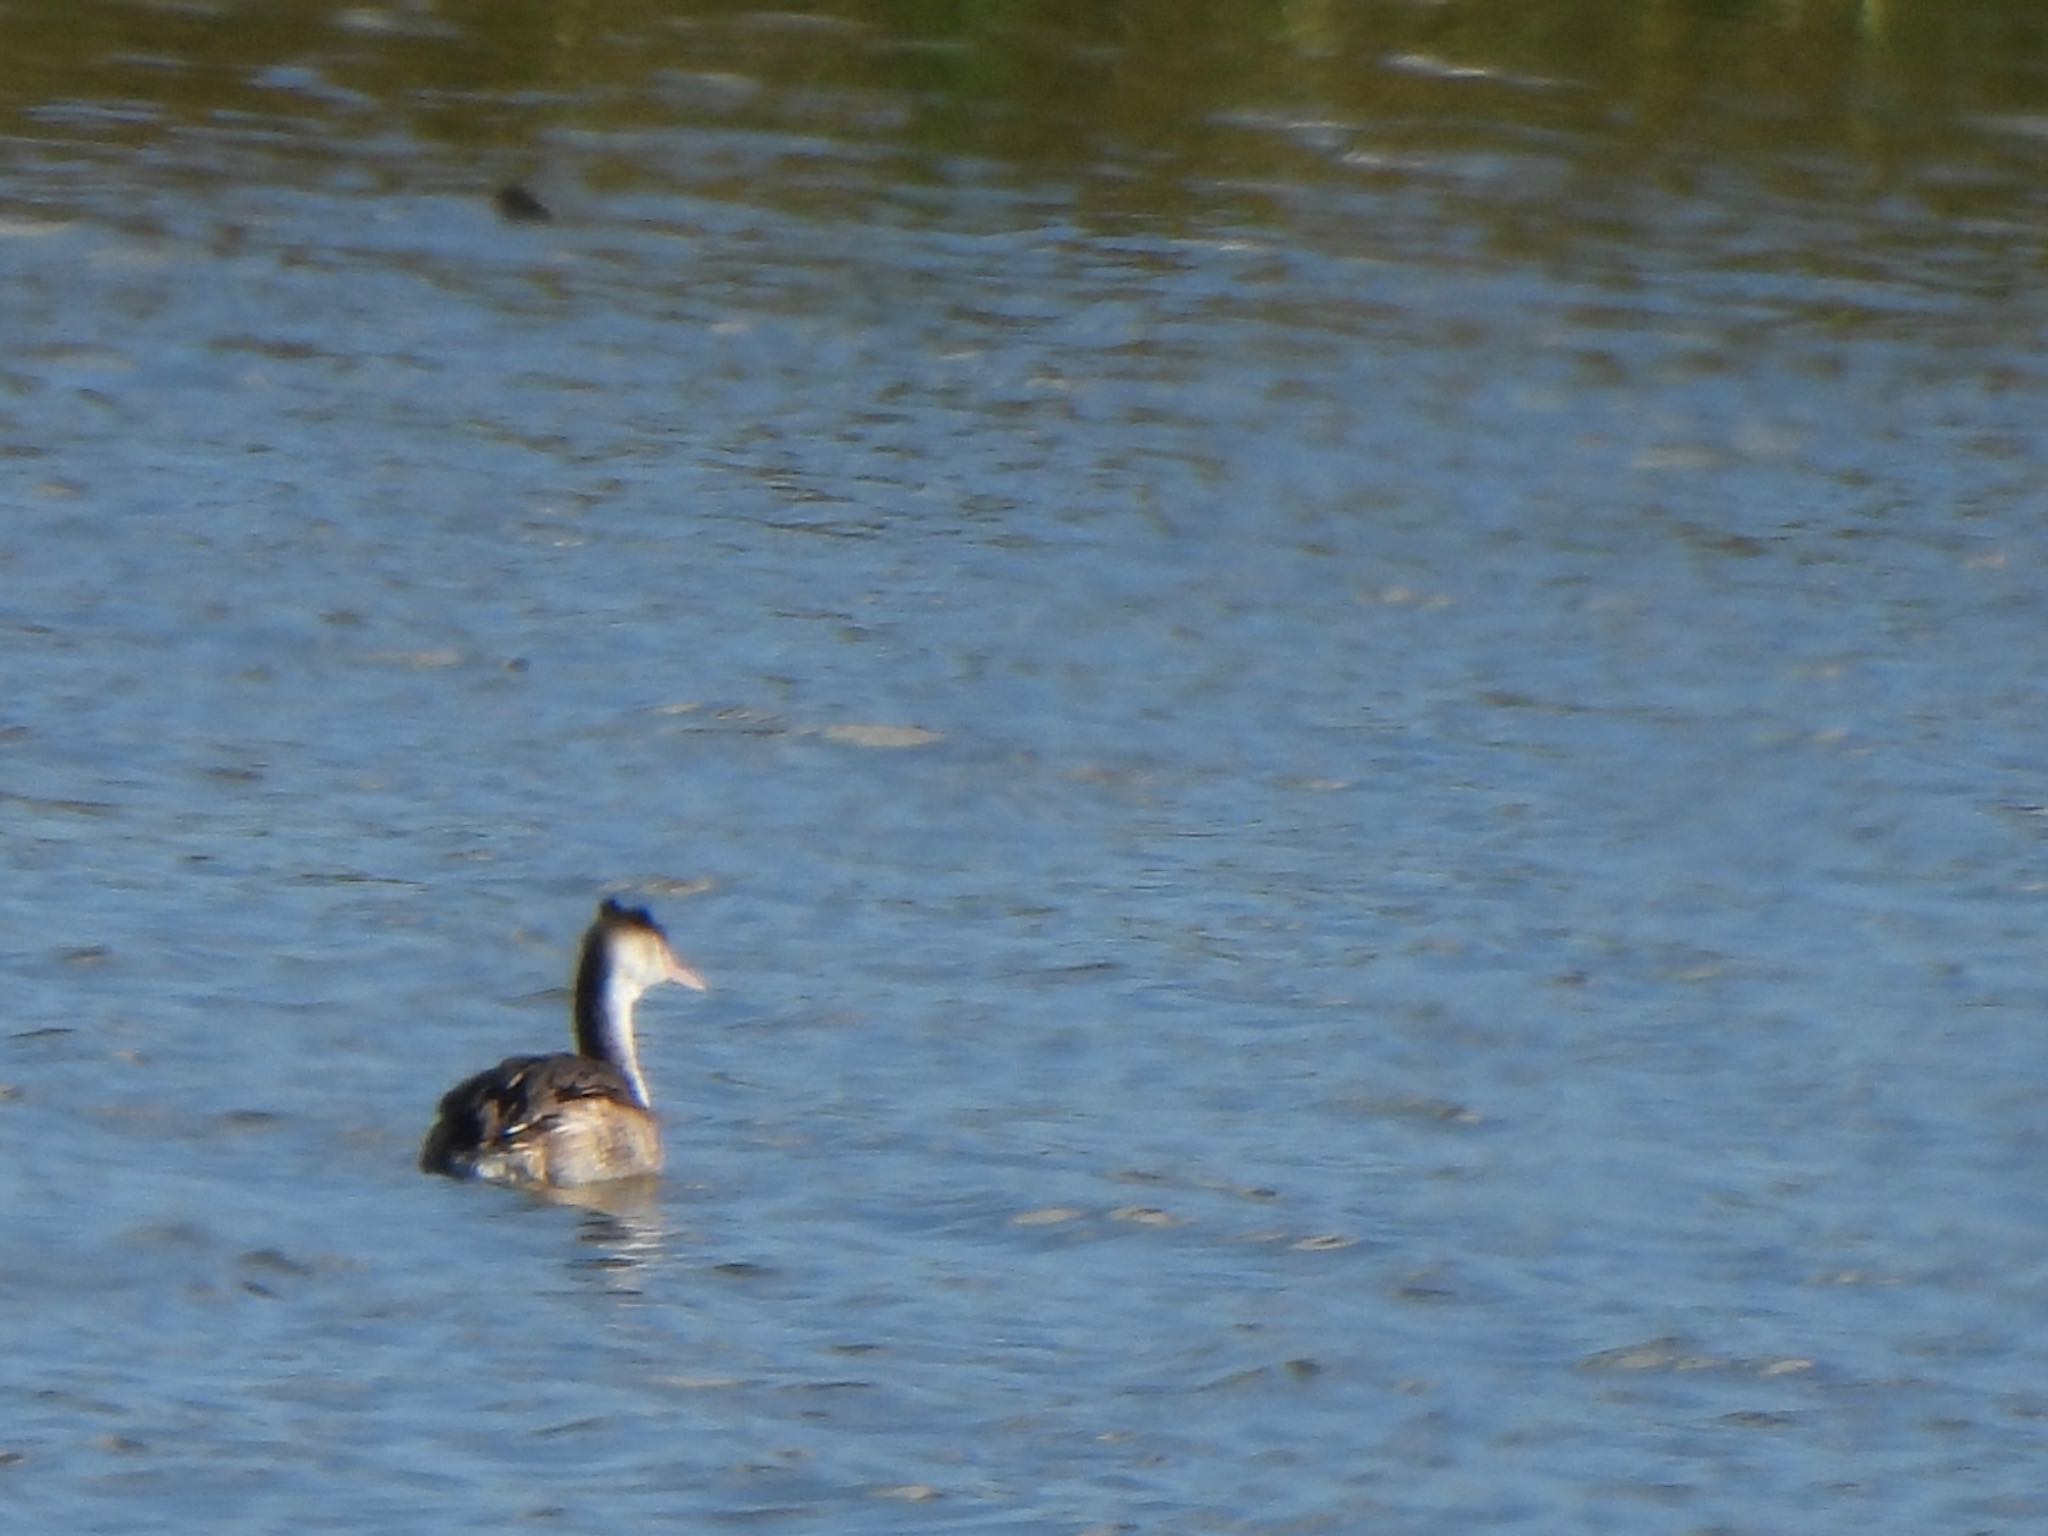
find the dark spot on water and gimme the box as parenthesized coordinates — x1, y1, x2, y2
(239, 1248, 314, 1279)
(1393, 1282, 1458, 1304)
(535, 1416, 613, 1438)
(1037, 959, 1120, 982)
(216, 335, 326, 362)
(494, 183, 552, 223)
(294, 870, 423, 888)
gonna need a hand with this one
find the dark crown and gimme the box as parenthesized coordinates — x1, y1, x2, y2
(597, 896, 663, 933)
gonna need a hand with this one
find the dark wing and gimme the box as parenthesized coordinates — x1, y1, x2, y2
(420, 1052, 638, 1173)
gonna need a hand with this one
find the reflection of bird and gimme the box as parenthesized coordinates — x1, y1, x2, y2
(420, 900, 707, 1187)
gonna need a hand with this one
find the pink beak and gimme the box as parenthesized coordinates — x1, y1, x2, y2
(667, 954, 709, 992)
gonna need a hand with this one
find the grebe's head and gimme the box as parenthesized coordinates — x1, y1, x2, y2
(591, 897, 708, 996)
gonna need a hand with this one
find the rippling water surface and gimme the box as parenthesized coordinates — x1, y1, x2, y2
(4, 3, 2048, 1532)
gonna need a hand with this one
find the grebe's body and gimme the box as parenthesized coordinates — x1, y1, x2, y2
(420, 900, 706, 1187)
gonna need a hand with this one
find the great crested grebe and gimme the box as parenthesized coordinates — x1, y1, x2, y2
(420, 899, 707, 1187)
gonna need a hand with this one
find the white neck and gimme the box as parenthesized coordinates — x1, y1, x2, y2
(575, 960, 654, 1109)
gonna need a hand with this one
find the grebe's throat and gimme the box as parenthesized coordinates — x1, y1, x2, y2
(574, 934, 653, 1109)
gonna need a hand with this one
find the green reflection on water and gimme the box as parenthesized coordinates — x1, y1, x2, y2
(0, 0, 2042, 231)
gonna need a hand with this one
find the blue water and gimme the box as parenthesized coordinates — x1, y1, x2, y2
(4, 9, 2048, 1533)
